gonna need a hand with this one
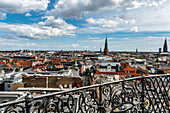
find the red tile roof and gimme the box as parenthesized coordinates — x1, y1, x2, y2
(7, 64, 12, 67)
(52, 58, 61, 64)
(55, 65, 64, 68)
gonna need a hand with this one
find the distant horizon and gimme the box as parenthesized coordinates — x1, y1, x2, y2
(0, 49, 160, 53)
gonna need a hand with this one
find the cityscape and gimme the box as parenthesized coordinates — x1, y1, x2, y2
(0, 0, 170, 113)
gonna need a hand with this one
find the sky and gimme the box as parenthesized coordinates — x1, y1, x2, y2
(0, 0, 170, 51)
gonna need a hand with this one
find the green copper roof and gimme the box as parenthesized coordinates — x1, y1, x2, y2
(74, 60, 78, 67)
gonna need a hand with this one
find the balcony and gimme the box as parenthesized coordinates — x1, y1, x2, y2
(0, 74, 169, 113)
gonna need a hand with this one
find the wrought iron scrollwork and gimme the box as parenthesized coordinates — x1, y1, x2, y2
(77, 89, 98, 113)
(144, 76, 170, 113)
(4, 105, 25, 113)
(110, 81, 138, 113)
(1, 75, 169, 113)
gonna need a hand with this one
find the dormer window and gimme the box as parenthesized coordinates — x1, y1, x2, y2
(107, 64, 111, 72)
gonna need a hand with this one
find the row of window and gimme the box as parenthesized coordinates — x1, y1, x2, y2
(99, 69, 116, 72)
(124, 71, 135, 73)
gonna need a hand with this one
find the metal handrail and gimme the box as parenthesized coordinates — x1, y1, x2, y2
(0, 74, 169, 113)
(0, 74, 169, 107)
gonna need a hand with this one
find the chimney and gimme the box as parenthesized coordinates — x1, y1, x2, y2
(116, 64, 119, 72)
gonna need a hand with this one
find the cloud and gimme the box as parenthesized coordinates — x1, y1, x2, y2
(82, 46, 90, 48)
(72, 44, 79, 48)
(0, 17, 77, 39)
(107, 36, 167, 51)
(25, 13, 32, 17)
(0, 42, 41, 47)
(77, 17, 136, 34)
(131, 26, 138, 32)
(0, 37, 19, 42)
(79, 39, 104, 43)
(80, 36, 114, 43)
(38, 16, 76, 30)
(78, 26, 127, 34)
(0, 36, 43, 49)
(0, 23, 52, 39)
(0, 0, 49, 13)
(147, 36, 170, 40)
(86, 18, 119, 28)
(48, 0, 166, 18)
(0, 12, 6, 20)
(88, 37, 100, 40)
(86, 17, 136, 28)
(123, 0, 170, 32)
(107, 38, 113, 40)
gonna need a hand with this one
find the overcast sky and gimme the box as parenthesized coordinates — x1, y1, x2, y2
(0, 0, 169, 51)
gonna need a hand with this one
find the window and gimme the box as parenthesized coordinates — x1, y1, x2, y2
(7, 84, 11, 88)
(64, 84, 67, 88)
(107, 65, 111, 72)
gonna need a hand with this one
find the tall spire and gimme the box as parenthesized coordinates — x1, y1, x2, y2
(104, 34, 108, 50)
(104, 34, 109, 56)
(136, 48, 138, 53)
(163, 38, 168, 52)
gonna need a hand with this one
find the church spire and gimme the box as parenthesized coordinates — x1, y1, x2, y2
(104, 34, 109, 56)
(163, 38, 168, 52)
(100, 47, 102, 53)
(104, 34, 108, 50)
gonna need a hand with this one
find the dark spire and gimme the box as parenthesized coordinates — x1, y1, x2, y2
(163, 38, 168, 52)
(104, 35, 108, 50)
(136, 48, 138, 53)
(104, 34, 109, 56)
(100, 47, 102, 53)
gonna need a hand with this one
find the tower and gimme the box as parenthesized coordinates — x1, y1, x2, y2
(136, 48, 138, 53)
(163, 38, 168, 52)
(159, 48, 161, 53)
(74, 58, 78, 70)
(100, 47, 102, 53)
(104, 35, 109, 56)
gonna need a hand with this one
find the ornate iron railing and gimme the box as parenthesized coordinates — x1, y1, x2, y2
(0, 74, 169, 113)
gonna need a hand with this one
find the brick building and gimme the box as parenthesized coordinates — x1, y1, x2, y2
(22, 75, 83, 88)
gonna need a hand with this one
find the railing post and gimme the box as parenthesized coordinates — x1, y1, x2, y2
(25, 92, 33, 113)
(141, 74, 145, 113)
(121, 76, 125, 102)
(98, 85, 106, 113)
(98, 85, 102, 113)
